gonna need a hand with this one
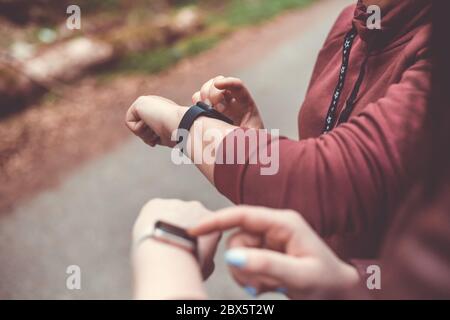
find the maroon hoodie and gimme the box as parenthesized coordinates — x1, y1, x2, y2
(214, 0, 432, 259)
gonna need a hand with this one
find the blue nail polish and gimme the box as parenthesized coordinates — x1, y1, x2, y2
(276, 287, 288, 294)
(244, 286, 257, 297)
(224, 249, 247, 268)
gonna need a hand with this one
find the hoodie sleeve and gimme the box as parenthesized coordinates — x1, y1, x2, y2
(214, 49, 430, 242)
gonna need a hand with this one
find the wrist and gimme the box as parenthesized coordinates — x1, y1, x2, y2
(174, 104, 235, 154)
(164, 106, 189, 147)
(132, 238, 206, 299)
(175, 106, 189, 129)
(132, 237, 195, 264)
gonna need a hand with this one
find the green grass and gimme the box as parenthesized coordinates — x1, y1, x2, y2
(115, 34, 221, 74)
(106, 0, 314, 76)
(224, 0, 312, 27)
(77, 0, 197, 12)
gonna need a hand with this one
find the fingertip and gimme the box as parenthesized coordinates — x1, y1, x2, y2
(135, 120, 145, 132)
(276, 287, 288, 294)
(187, 226, 200, 236)
(213, 78, 226, 89)
(125, 120, 133, 131)
(244, 286, 258, 297)
(224, 249, 247, 268)
(192, 92, 200, 104)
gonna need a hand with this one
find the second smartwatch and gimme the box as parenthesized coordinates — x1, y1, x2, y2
(135, 221, 199, 259)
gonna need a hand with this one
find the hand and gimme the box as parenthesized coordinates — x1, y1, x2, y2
(192, 76, 264, 130)
(125, 95, 188, 147)
(190, 206, 359, 299)
(133, 199, 220, 279)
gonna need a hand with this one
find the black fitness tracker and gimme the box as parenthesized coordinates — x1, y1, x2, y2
(136, 221, 199, 259)
(176, 101, 233, 154)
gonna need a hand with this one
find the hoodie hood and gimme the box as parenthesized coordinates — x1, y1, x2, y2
(352, 0, 431, 50)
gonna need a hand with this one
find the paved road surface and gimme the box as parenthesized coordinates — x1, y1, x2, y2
(0, 0, 351, 299)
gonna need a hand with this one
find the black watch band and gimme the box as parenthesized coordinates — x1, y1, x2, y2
(176, 102, 233, 154)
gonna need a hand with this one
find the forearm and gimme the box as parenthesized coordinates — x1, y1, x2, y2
(213, 58, 430, 239)
(183, 116, 239, 184)
(180, 111, 379, 238)
(132, 239, 207, 300)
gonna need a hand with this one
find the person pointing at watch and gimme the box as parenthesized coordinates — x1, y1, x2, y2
(131, 199, 360, 300)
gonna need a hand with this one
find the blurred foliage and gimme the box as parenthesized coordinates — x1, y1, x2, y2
(116, 34, 221, 74)
(0, 0, 311, 26)
(111, 0, 313, 75)
(0, 0, 313, 76)
(0, 0, 314, 117)
(0, 0, 200, 25)
(225, 0, 313, 26)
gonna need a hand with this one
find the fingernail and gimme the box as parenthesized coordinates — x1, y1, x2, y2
(276, 287, 288, 294)
(244, 286, 257, 297)
(224, 249, 247, 268)
(204, 98, 211, 105)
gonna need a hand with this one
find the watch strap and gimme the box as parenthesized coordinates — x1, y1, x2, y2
(134, 221, 198, 260)
(176, 102, 233, 154)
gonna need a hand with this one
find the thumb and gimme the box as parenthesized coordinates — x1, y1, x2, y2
(224, 248, 301, 284)
(214, 77, 244, 91)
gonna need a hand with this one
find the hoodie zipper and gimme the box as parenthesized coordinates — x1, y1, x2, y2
(322, 27, 370, 133)
(336, 52, 369, 125)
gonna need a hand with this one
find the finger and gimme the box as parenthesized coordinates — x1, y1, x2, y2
(126, 118, 144, 134)
(135, 119, 146, 131)
(190, 206, 299, 236)
(198, 230, 221, 280)
(200, 78, 215, 104)
(222, 90, 235, 104)
(209, 77, 227, 111)
(125, 104, 141, 131)
(198, 232, 220, 265)
(214, 77, 250, 101)
(231, 268, 283, 295)
(135, 123, 160, 147)
(199, 233, 218, 280)
(226, 255, 283, 297)
(225, 231, 265, 296)
(225, 248, 302, 286)
(227, 267, 262, 297)
(225, 232, 289, 295)
(127, 119, 155, 143)
(192, 91, 201, 104)
(143, 130, 160, 147)
(227, 231, 262, 249)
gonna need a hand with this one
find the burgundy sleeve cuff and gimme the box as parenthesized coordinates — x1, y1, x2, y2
(213, 128, 276, 204)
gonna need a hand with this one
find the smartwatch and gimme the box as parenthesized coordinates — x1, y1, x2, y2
(176, 101, 233, 155)
(135, 221, 198, 259)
